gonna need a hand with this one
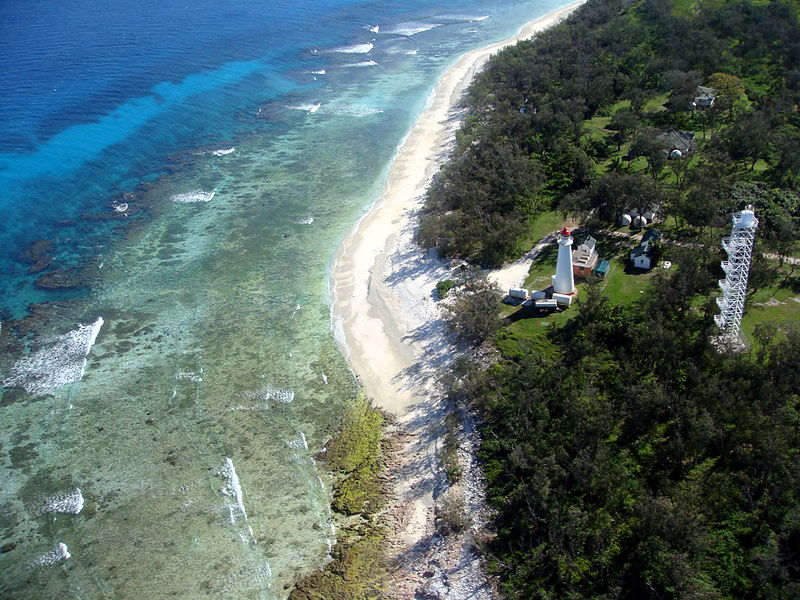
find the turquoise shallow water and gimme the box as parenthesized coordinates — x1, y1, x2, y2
(0, 0, 570, 597)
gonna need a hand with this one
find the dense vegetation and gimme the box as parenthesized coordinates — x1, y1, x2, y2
(467, 272, 800, 599)
(418, 0, 800, 266)
(425, 0, 800, 597)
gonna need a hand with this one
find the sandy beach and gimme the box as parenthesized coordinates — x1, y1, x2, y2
(330, 2, 585, 597)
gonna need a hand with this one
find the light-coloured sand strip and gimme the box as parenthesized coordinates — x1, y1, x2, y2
(332, 0, 584, 414)
(330, 2, 586, 597)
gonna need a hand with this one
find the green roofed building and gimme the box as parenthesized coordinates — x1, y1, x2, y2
(593, 259, 610, 278)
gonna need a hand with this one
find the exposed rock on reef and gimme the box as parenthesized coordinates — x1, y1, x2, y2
(2, 300, 82, 340)
(34, 267, 91, 290)
(19, 240, 56, 274)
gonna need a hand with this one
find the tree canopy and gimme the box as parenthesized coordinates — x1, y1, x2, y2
(418, 0, 800, 266)
(426, 1, 800, 597)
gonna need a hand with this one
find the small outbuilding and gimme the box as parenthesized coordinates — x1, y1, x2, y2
(691, 86, 716, 110)
(630, 229, 662, 270)
(594, 259, 610, 278)
(572, 235, 599, 278)
(625, 205, 661, 226)
(534, 298, 559, 311)
(658, 130, 695, 158)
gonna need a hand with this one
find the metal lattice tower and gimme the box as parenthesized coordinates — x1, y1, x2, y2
(714, 205, 758, 345)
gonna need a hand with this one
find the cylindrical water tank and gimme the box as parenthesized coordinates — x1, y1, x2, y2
(620, 213, 632, 226)
(633, 215, 648, 228)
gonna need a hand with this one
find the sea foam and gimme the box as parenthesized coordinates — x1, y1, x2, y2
(218, 458, 247, 523)
(381, 22, 442, 36)
(211, 147, 235, 156)
(287, 100, 382, 117)
(286, 432, 308, 451)
(171, 190, 216, 203)
(31, 488, 84, 516)
(319, 103, 383, 117)
(176, 370, 203, 383)
(30, 543, 71, 568)
(230, 385, 295, 411)
(251, 385, 294, 404)
(2, 317, 104, 395)
(329, 42, 373, 54)
(433, 14, 490, 22)
(339, 60, 379, 68)
(290, 103, 322, 114)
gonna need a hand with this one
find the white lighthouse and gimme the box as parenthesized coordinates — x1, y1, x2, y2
(552, 227, 576, 295)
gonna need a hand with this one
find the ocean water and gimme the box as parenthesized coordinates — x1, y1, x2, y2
(0, 0, 569, 597)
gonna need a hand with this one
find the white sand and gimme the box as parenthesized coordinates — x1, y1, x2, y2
(330, 2, 585, 597)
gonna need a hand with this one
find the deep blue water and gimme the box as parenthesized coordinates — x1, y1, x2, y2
(0, 0, 571, 597)
(0, 0, 569, 317)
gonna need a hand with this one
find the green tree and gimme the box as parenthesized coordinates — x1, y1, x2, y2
(443, 273, 504, 346)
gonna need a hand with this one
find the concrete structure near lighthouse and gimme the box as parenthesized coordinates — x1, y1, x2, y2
(552, 227, 576, 295)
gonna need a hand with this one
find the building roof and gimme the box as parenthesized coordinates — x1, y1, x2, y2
(594, 260, 610, 274)
(573, 238, 599, 269)
(579, 235, 596, 252)
(630, 229, 661, 261)
(695, 86, 716, 101)
(642, 228, 662, 243)
(658, 130, 695, 154)
(631, 243, 651, 259)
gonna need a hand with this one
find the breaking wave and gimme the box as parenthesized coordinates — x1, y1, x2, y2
(229, 385, 295, 411)
(339, 60, 378, 68)
(289, 102, 382, 117)
(433, 14, 490, 23)
(171, 190, 215, 203)
(319, 103, 383, 117)
(30, 543, 71, 567)
(381, 22, 442, 36)
(2, 317, 104, 395)
(211, 147, 235, 156)
(286, 432, 308, 451)
(290, 103, 322, 114)
(30, 488, 84, 516)
(328, 42, 373, 54)
(218, 458, 247, 523)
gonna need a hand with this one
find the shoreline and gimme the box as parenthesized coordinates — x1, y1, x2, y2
(329, 1, 585, 597)
(331, 0, 585, 413)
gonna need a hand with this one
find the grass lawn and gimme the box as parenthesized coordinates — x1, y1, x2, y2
(601, 257, 657, 304)
(513, 210, 570, 256)
(583, 115, 612, 140)
(740, 269, 800, 343)
(644, 92, 669, 112)
(498, 229, 659, 354)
